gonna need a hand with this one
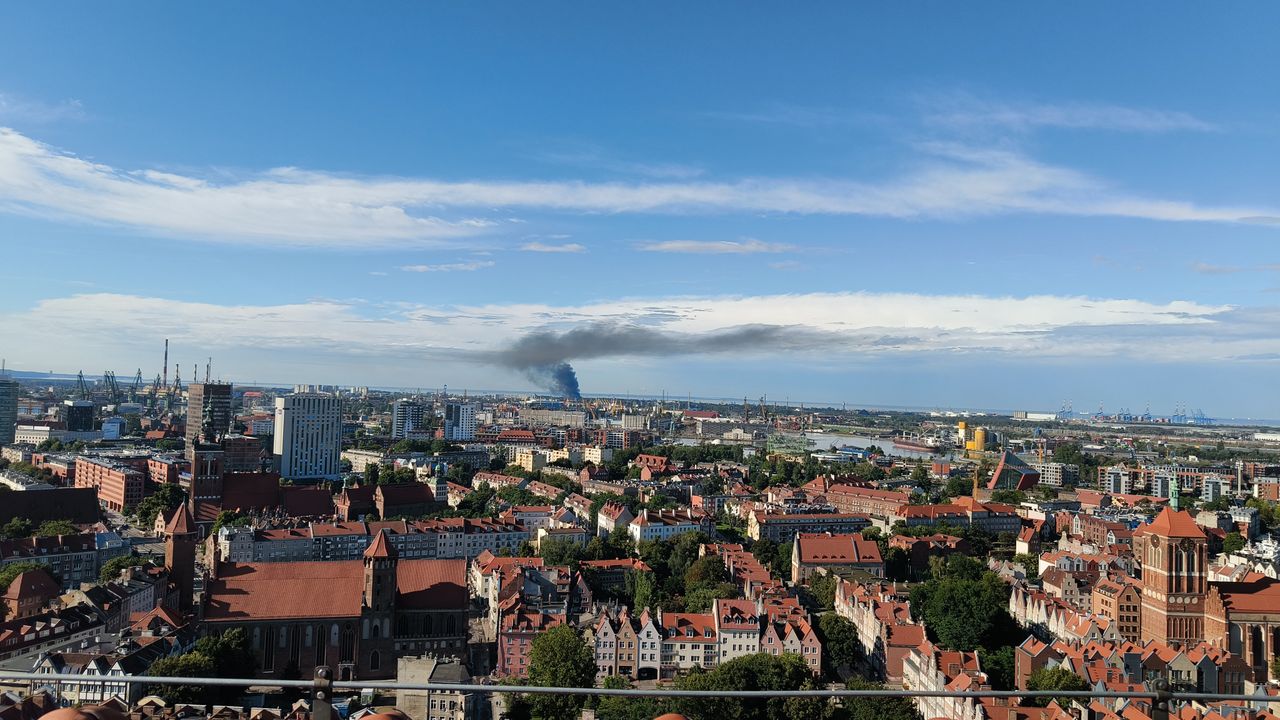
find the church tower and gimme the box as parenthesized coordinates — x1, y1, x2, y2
(164, 504, 198, 612)
(360, 529, 397, 676)
(1136, 507, 1208, 645)
(363, 529, 398, 612)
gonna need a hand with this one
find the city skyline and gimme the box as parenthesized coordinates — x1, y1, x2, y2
(2, 4, 1278, 415)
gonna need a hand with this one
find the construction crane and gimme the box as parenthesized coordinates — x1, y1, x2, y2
(130, 370, 144, 403)
(75, 371, 91, 400)
(102, 371, 122, 406)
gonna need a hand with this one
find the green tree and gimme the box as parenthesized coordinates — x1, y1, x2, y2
(628, 569, 656, 610)
(36, 519, 78, 537)
(595, 675, 664, 720)
(884, 546, 911, 581)
(807, 572, 838, 612)
(842, 676, 923, 720)
(146, 652, 217, 703)
(539, 538, 585, 568)
(133, 483, 187, 528)
(100, 553, 147, 583)
(526, 625, 596, 719)
(211, 510, 251, 535)
(818, 614, 862, 676)
(684, 582, 738, 613)
(0, 517, 32, 539)
(1012, 553, 1040, 580)
(982, 645, 1016, 690)
(1026, 666, 1089, 707)
(1223, 532, 1247, 554)
(909, 565, 1020, 653)
(684, 555, 728, 588)
(674, 653, 831, 720)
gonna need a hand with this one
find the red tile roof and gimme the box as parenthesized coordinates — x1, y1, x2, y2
(364, 529, 396, 559)
(204, 562, 363, 621)
(165, 504, 195, 535)
(395, 558, 467, 610)
(795, 533, 883, 565)
(1136, 508, 1207, 539)
(204, 558, 467, 621)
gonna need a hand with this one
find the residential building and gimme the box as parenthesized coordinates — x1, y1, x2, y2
(74, 456, 146, 512)
(747, 511, 871, 543)
(2, 568, 61, 619)
(0, 534, 105, 588)
(1092, 577, 1142, 641)
(597, 502, 634, 538)
(395, 655, 474, 720)
(629, 508, 711, 543)
(444, 402, 477, 442)
(273, 393, 341, 482)
(391, 399, 427, 439)
(1030, 462, 1080, 488)
(791, 532, 884, 583)
(0, 379, 17, 445)
(891, 534, 970, 579)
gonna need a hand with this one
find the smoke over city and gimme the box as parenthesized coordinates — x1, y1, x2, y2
(520, 362, 581, 399)
(489, 321, 840, 398)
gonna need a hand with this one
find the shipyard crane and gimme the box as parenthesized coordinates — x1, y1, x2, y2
(130, 370, 144, 403)
(75, 371, 91, 400)
(102, 370, 122, 406)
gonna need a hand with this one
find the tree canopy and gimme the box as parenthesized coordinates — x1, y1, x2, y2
(133, 483, 187, 528)
(1026, 666, 1090, 706)
(525, 625, 596, 719)
(908, 556, 1022, 655)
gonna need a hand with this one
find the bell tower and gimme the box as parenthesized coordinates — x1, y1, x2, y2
(1137, 507, 1208, 645)
(164, 504, 198, 612)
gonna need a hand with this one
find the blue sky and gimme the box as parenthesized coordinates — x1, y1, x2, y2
(1, 3, 1278, 416)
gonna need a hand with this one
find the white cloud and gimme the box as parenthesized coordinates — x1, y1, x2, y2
(0, 127, 1273, 249)
(400, 261, 495, 272)
(639, 238, 793, 254)
(520, 242, 586, 253)
(3, 290, 1267, 384)
(922, 92, 1215, 133)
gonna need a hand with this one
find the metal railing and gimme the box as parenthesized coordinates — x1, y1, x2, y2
(0, 669, 1267, 720)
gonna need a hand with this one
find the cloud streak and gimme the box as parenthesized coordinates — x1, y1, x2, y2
(400, 261, 495, 272)
(520, 241, 586, 253)
(638, 238, 793, 254)
(921, 92, 1216, 133)
(0, 128, 1274, 249)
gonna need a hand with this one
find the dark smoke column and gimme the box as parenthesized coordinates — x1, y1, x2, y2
(525, 362, 581, 399)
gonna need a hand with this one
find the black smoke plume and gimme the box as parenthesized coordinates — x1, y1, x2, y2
(489, 321, 846, 398)
(521, 362, 581, 399)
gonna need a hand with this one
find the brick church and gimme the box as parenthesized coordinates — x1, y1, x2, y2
(186, 527, 468, 681)
(1135, 507, 1280, 681)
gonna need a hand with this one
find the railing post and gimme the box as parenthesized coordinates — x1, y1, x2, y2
(313, 666, 334, 720)
(1151, 677, 1171, 720)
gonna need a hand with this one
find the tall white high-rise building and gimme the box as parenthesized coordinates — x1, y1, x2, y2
(273, 393, 342, 481)
(391, 399, 426, 440)
(444, 402, 477, 442)
(0, 379, 17, 445)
